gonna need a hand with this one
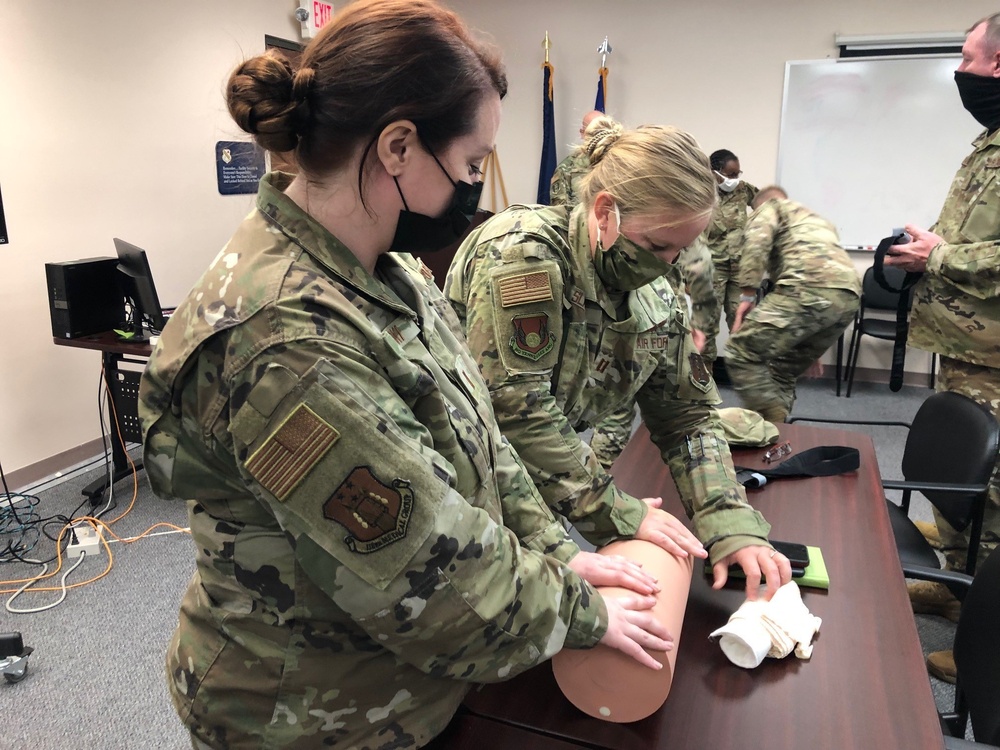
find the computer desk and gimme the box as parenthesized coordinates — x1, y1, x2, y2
(460, 422, 946, 750)
(53, 331, 152, 501)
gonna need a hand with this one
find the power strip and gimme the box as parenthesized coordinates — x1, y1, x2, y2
(67, 525, 101, 559)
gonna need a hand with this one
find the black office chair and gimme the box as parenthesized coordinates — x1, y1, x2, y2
(843, 265, 935, 397)
(907, 545, 1000, 747)
(790, 391, 999, 577)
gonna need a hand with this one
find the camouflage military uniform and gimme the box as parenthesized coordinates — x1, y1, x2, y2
(444, 203, 773, 564)
(549, 150, 590, 207)
(725, 198, 860, 422)
(717, 407, 780, 447)
(589, 237, 719, 470)
(909, 128, 1000, 570)
(138, 174, 606, 749)
(703, 181, 758, 363)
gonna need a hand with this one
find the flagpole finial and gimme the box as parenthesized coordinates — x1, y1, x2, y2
(543, 31, 550, 64)
(597, 36, 612, 68)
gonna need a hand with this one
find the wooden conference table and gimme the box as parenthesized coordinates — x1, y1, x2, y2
(460, 422, 945, 749)
(53, 331, 153, 500)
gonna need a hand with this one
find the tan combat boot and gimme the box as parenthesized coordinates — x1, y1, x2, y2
(927, 650, 957, 684)
(907, 581, 961, 623)
(913, 520, 943, 550)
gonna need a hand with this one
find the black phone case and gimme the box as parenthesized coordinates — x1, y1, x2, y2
(771, 540, 810, 569)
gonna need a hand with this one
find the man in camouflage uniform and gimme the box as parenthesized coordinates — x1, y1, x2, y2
(725, 186, 860, 423)
(590, 236, 719, 470)
(702, 156, 758, 365)
(886, 12, 1000, 684)
(139, 174, 614, 748)
(549, 110, 602, 207)
(445, 202, 782, 578)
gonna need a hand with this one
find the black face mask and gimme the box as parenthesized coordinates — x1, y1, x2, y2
(388, 144, 483, 254)
(955, 70, 1000, 132)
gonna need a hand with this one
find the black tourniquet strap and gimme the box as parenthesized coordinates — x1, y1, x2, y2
(872, 234, 923, 392)
(735, 446, 860, 488)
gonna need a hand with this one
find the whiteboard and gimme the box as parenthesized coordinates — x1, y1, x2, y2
(776, 56, 982, 248)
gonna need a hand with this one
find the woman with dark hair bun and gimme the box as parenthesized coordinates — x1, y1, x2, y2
(139, 1, 670, 748)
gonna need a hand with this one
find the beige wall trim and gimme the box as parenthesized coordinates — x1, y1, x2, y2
(7, 437, 109, 493)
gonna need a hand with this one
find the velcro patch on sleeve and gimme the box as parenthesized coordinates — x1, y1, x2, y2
(510, 313, 555, 361)
(498, 271, 553, 308)
(324, 466, 414, 553)
(690, 352, 712, 388)
(246, 404, 340, 501)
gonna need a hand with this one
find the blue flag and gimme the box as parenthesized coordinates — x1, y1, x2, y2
(595, 67, 608, 112)
(537, 62, 557, 204)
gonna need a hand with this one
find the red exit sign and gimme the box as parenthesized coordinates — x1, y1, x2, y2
(312, 1, 333, 29)
(298, 2, 334, 39)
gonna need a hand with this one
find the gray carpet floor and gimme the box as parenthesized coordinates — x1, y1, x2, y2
(0, 376, 968, 747)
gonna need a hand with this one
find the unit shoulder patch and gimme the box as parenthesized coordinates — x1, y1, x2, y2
(689, 352, 712, 388)
(246, 404, 340, 501)
(510, 313, 555, 361)
(324, 466, 414, 553)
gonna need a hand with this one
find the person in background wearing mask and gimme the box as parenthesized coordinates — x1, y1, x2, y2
(445, 121, 792, 602)
(138, 3, 674, 747)
(549, 109, 604, 206)
(886, 11, 1000, 686)
(701, 149, 758, 368)
(725, 186, 860, 424)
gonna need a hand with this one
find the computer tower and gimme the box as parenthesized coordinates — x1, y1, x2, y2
(45, 257, 123, 338)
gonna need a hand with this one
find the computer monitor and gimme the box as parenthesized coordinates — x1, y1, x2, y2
(114, 238, 167, 336)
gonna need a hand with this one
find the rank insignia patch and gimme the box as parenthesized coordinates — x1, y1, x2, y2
(510, 313, 555, 361)
(689, 352, 712, 387)
(246, 405, 339, 501)
(498, 271, 552, 308)
(324, 467, 414, 553)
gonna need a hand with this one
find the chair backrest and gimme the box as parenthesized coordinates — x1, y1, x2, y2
(954, 544, 1000, 745)
(860, 265, 914, 312)
(901, 391, 1000, 532)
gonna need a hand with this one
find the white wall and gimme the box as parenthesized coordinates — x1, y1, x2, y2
(0, 1, 298, 476)
(1, 0, 994, 475)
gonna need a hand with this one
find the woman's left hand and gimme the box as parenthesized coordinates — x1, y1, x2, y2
(635, 497, 708, 560)
(711, 544, 792, 601)
(568, 551, 661, 596)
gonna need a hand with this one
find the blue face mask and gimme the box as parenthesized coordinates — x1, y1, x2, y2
(388, 141, 484, 254)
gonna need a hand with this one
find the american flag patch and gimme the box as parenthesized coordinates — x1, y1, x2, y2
(246, 405, 339, 501)
(498, 271, 552, 308)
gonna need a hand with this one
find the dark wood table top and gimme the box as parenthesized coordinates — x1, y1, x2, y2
(463, 422, 945, 750)
(52, 330, 153, 357)
(428, 711, 592, 749)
